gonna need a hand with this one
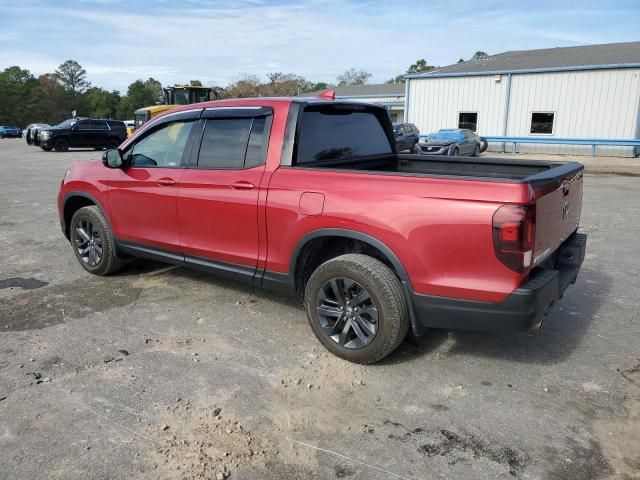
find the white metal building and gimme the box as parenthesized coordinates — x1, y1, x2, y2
(405, 42, 640, 157)
(309, 84, 406, 123)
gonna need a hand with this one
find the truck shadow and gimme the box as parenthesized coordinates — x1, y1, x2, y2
(388, 266, 611, 365)
(112, 261, 610, 367)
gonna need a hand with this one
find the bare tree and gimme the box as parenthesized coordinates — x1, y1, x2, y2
(336, 68, 372, 86)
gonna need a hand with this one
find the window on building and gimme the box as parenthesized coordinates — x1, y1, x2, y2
(458, 112, 478, 132)
(530, 112, 555, 135)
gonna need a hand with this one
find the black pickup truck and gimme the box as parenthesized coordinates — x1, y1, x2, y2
(39, 118, 127, 152)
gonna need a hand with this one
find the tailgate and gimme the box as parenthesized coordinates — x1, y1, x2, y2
(533, 171, 583, 266)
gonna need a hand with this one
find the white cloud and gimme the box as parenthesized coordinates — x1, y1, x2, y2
(0, 0, 637, 92)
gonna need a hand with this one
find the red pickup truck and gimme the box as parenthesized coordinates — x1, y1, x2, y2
(58, 96, 586, 363)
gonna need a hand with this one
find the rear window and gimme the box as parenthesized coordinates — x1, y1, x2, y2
(295, 105, 393, 164)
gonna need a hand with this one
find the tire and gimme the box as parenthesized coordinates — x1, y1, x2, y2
(69, 206, 125, 276)
(304, 254, 409, 364)
(450, 147, 459, 156)
(473, 144, 480, 157)
(479, 137, 488, 153)
(106, 139, 120, 149)
(412, 141, 418, 154)
(54, 138, 69, 152)
(41, 146, 53, 151)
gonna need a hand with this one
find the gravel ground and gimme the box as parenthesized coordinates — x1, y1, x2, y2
(0, 139, 638, 480)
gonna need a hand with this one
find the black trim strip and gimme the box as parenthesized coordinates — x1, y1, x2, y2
(115, 240, 258, 284)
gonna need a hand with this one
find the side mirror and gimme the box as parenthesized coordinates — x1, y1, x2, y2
(102, 149, 123, 168)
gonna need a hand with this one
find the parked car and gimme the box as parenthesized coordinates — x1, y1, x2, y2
(0, 125, 23, 138)
(416, 128, 482, 156)
(392, 123, 420, 152)
(39, 118, 127, 152)
(58, 98, 586, 364)
(25, 123, 51, 145)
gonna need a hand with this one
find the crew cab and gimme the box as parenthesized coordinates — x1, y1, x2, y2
(39, 118, 126, 152)
(57, 94, 587, 364)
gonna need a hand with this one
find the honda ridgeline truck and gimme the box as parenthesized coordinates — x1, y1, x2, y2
(57, 94, 587, 364)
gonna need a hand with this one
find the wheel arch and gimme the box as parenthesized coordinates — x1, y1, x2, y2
(62, 192, 111, 240)
(288, 228, 422, 336)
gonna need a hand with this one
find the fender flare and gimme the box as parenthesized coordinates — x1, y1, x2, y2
(61, 191, 111, 238)
(289, 228, 423, 336)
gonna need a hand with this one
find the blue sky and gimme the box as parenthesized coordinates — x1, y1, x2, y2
(1, 0, 638, 92)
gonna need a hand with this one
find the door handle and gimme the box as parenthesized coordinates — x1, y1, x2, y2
(157, 177, 176, 186)
(230, 181, 255, 190)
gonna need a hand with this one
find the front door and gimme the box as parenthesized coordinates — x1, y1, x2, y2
(177, 110, 272, 272)
(107, 115, 198, 252)
(70, 120, 91, 148)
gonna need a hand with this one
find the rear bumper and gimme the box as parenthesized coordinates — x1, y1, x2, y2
(411, 232, 587, 333)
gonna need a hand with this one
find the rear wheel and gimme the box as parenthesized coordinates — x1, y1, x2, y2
(69, 206, 125, 275)
(304, 254, 409, 364)
(54, 138, 69, 152)
(106, 139, 120, 149)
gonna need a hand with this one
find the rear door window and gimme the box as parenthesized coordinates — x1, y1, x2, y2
(196, 116, 271, 169)
(90, 121, 109, 130)
(197, 119, 252, 169)
(295, 105, 393, 164)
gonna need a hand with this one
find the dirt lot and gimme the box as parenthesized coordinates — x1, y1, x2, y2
(1, 139, 639, 480)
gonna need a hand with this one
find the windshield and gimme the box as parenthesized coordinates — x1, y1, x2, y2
(193, 89, 210, 103)
(55, 119, 77, 128)
(431, 131, 460, 141)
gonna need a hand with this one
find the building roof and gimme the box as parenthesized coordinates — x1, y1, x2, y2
(305, 83, 405, 98)
(409, 41, 640, 78)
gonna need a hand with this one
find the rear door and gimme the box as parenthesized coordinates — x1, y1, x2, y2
(177, 107, 272, 275)
(90, 120, 109, 147)
(107, 110, 201, 252)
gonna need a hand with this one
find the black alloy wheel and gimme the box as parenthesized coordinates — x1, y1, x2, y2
(54, 138, 69, 152)
(316, 277, 378, 349)
(305, 254, 409, 363)
(74, 219, 103, 267)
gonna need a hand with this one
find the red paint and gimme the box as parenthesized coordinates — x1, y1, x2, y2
(58, 97, 576, 305)
(299, 192, 325, 216)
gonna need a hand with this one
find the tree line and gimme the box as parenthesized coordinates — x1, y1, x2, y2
(0, 54, 488, 127)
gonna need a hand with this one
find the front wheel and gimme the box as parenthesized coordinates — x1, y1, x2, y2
(106, 139, 120, 149)
(304, 254, 409, 364)
(54, 138, 69, 152)
(473, 144, 480, 157)
(40, 146, 53, 151)
(69, 206, 125, 275)
(450, 147, 459, 156)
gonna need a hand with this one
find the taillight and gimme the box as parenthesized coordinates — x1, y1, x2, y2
(492, 205, 536, 273)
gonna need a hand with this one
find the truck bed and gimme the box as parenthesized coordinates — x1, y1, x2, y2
(295, 154, 583, 188)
